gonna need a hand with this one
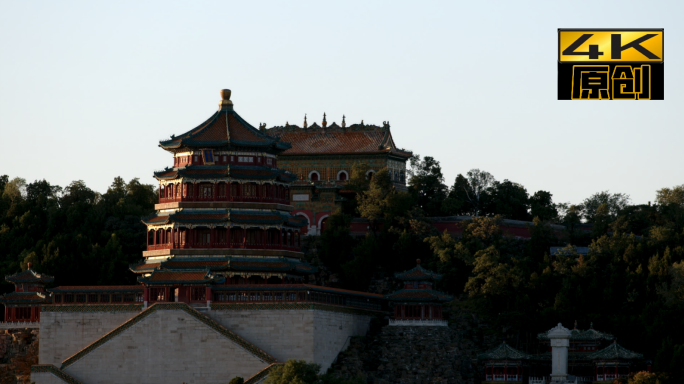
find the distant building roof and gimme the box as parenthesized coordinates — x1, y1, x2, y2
(478, 342, 534, 360)
(588, 342, 643, 360)
(394, 260, 442, 281)
(5, 268, 54, 285)
(550, 246, 590, 256)
(538, 324, 614, 341)
(265, 121, 412, 158)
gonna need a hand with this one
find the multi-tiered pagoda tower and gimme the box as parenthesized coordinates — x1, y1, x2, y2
(131, 89, 312, 306)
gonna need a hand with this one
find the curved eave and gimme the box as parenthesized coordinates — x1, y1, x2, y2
(143, 210, 308, 228)
(159, 109, 292, 152)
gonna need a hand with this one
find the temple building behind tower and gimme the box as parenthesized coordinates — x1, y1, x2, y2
(265, 114, 412, 235)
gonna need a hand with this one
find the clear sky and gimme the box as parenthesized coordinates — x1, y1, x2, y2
(1, 1, 681, 206)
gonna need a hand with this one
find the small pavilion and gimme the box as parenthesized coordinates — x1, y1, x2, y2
(0, 264, 53, 322)
(589, 341, 644, 382)
(385, 259, 451, 325)
(478, 341, 532, 383)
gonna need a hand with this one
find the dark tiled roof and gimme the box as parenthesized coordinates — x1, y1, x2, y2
(159, 107, 290, 152)
(130, 262, 161, 271)
(550, 246, 590, 256)
(265, 123, 412, 157)
(5, 269, 54, 284)
(478, 342, 533, 360)
(395, 263, 442, 281)
(587, 342, 643, 360)
(164, 260, 230, 269)
(0, 292, 50, 303)
(153, 165, 296, 183)
(385, 289, 452, 302)
(141, 209, 308, 228)
(538, 327, 615, 341)
(131, 256, 317, 276)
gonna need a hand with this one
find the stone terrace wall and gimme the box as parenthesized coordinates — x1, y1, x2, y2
(58, 309, 269, 384)
(207, 308, 372, 372)
(29, 371, 68, 384)
(329, 326, 479, 384)
(39, 307, 141, 366)
(208, 309, 315, 363)
(313, 311, 371, 372)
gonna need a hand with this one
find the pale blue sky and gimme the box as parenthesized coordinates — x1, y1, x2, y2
(1, 1, 681, 206)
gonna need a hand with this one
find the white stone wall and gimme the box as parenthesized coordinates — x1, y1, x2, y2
(207, 309, 371, 372)
(62, 309, 269, 384)
(208, 310, 316, 363)
(31, 371, 70, 384)
(39, 310, 140, 366)
(313, 311, 370, 372)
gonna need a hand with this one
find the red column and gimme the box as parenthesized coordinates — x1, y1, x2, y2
(210, 228, 215, 248)
(143, 287, 149, 302)
(213, 183, 217, 200)
(206, 287, 212, 305)
(279, 229, 282, 247)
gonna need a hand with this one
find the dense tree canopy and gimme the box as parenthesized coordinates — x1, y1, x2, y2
(0, 176, 156, 290)
(1, 166, 683, 382)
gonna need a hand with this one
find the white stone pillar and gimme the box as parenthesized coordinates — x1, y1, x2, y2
(548, 323, 571, 382)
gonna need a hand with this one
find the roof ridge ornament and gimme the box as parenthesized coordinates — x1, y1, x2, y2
(303, 114, 308, 129)
(219, 89, 233, 111)
(322, 113, 327, 128)
(341, 115, 346, 128)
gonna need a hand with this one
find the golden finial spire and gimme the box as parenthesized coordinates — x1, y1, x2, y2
(303, 114, 308, 129)
(342, 115, 346, 128)
(219, 89, 233, 111)
(322, 112, 327, 127)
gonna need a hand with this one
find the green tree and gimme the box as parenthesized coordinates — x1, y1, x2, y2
(407, 155, 448, 216)
(580, 191, 630, 222)
(656, 184, 684, 206)
(228, 376, 244, 384)
(486, 180, 530, 220)
(265, 360, 320, 384)
(464, 169, 495, 217)
(318, 209, 354, 275)
(529, 190, 559, 221)
(357, 167, 413, 232)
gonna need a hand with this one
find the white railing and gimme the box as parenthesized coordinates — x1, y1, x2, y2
(389, 319, 448, 327)
(0, 321, 39, 329)
(528, 377, 546, 384)
(596, 374, 626, 381)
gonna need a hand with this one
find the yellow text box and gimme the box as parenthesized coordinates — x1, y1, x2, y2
(559, 30, 663, 62)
